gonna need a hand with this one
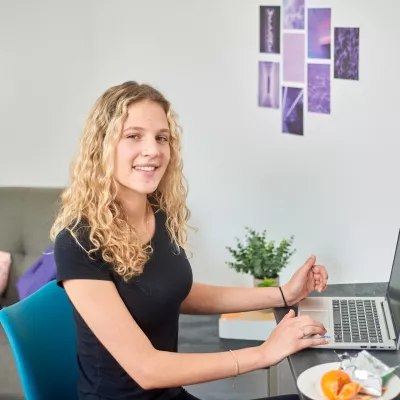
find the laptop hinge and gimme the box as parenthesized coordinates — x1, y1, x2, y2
(382, 301, 397, 340)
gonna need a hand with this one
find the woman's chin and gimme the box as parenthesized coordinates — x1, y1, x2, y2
(132, 183, 159, 195)
(115, 180, 159, 197)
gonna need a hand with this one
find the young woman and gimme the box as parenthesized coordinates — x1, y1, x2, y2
(51, 81, 329, 400)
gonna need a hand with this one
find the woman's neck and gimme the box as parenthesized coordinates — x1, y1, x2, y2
(117, 187, 148, 227)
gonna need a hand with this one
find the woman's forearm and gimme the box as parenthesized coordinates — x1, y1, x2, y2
(141, 346, 263, 390)
(180, 282, 286, 315)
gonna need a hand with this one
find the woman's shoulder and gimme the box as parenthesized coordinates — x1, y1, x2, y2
(54, 220, 112, 283)
(54, 219, 98, 262)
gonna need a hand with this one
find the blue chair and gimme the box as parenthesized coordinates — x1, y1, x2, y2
(0, 280, 78, 400)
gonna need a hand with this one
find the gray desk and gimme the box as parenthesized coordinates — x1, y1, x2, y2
(274, 283, 400, 400)
(179, 314, 278, 398)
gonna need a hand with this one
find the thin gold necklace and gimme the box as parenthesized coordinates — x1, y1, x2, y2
(143, 201, 149, 234)
(132, 201, 150, 238)
(137, 200, 151, 239)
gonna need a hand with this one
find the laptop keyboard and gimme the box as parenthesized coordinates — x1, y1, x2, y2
(332, 299, 383, 343)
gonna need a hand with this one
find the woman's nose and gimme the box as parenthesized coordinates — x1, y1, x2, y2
(140, 137, 159, 156)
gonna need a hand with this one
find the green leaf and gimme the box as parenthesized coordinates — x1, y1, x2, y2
(226, 227, 296, 279)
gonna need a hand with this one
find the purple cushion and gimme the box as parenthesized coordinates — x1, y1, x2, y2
(15, 246, 56, 301)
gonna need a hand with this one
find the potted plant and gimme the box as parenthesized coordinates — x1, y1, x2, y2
(226, 227, 296, 288)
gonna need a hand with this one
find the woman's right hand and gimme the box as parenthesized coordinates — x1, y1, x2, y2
(259, 309, 329, 367)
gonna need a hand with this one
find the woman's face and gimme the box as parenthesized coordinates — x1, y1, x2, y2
(114, 100, 171, 197)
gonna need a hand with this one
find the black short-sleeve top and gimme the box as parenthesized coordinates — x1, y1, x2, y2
(54, 209, 193, 400)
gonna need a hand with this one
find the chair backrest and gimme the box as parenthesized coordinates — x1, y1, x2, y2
(0, 280, 78, 400)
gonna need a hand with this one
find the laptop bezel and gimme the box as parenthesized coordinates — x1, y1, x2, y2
(384, 229, 400, 349)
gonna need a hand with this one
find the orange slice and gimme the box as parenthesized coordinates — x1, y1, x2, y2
(321, 370, 351, 400)
(337, 382, 361, 400)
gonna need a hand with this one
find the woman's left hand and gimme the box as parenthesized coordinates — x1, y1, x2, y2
(281, 255, 328, 306)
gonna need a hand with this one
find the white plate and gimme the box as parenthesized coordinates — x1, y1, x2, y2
(297, 362, 400, 400)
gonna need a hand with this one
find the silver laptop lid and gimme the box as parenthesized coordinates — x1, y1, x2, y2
(386, 229, 400, 347)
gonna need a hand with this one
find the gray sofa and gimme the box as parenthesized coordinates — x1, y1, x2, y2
(0, 187, 62, 398)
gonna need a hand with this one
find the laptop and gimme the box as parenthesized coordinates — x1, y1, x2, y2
(297, 230, 400, 351)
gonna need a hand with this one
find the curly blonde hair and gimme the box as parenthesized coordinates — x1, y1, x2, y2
(50, 81, 191, 281)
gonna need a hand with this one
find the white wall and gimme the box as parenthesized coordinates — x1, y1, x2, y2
(1, 0, 399, 287)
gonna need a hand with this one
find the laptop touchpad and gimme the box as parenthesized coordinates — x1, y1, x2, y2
(302, 311, 330, 329)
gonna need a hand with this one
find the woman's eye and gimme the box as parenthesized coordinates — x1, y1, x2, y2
(127, 134, 140, 140)
(157, 136, 169, 142)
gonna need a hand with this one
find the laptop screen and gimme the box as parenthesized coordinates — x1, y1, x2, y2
(387, 230, 400, 340)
